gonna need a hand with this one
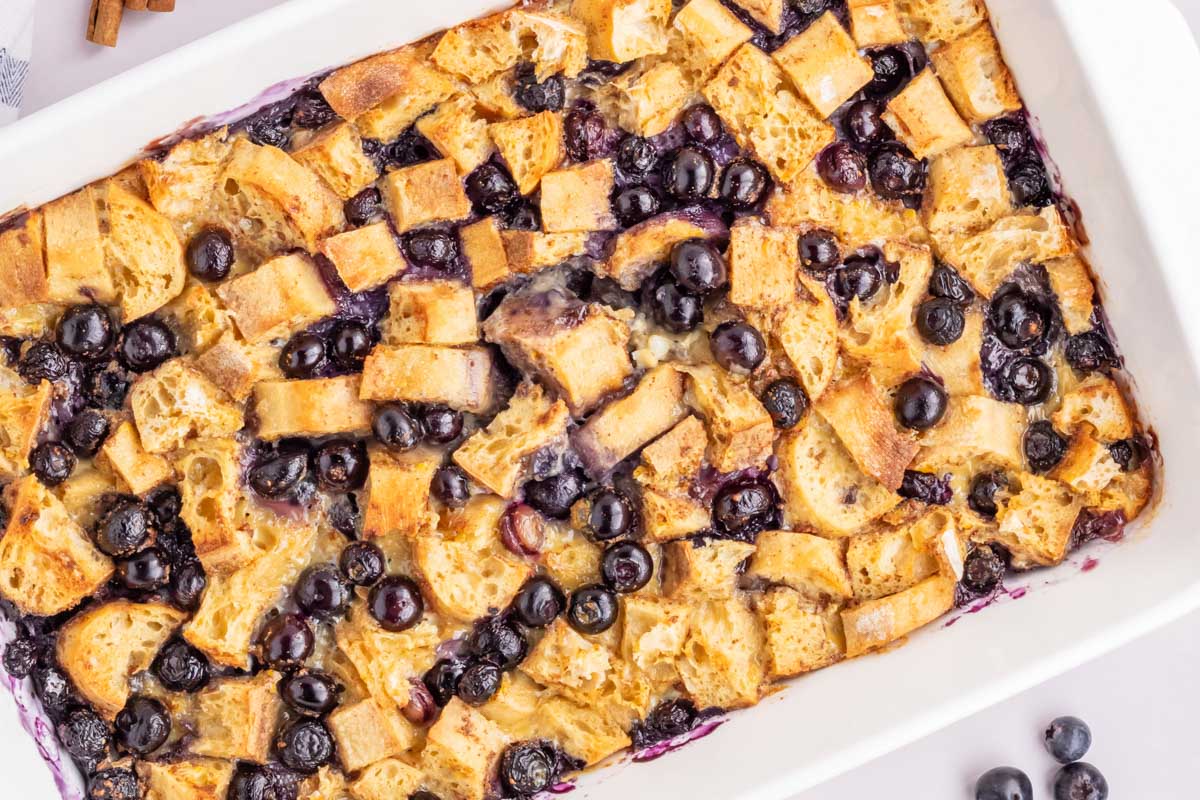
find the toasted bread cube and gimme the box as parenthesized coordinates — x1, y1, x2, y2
(572, 0, 671, 62)
(573, 364, 688, 476)
(44, 187, 114, 304)
(896, 0, 986, 43)
(217, 253, 336, 343)
(417, 95, 494, 175)
(662, 539, 756, 601)
(924, 145, 1011, 235)
(728, 218, 798, 309)
(640, 486, 712, 543)
(672, 0, 753, 79)
(847, 0, 908, 46)
(99, 421, 174, 495)
(1050, 426, 1122, 495)
(461, 217, 512, 289)
(0, 379, 51, 479)
(1045, 255, 1095, 335)
(320, 222, 406, 293)
(175, 438, 253, 574)
(254, 375, 373, 440)
(540, 526, 603, 591)
(362, 448, 440, 539)
(614, 61, 692, 138)
(684, 364, 775, 473)
(936, 207, 1074, 296)
(470, 71, 525, 121)
(882, 70, 973, 159)
(294, 122, 380, 200)
(130, 360, 243, 454)
(913, 394, 1025, 470)
(523, 619, 613, 701)
(429, 12, 523, 84)
(1052, 376, 1134, 442)
(773, 13, 875, 118)
(191, 671, 283, 762)
(301, 767, 350, 800)
(0, 476, 113, 616)
(421, 699, 511, 800)
(384, 280, 479, 345)
(678, 597, 764, 709)
(841, 574, 955, 656)
(454, 382, 570, 497)
(483, 291, 633, 416)
(195, 331, 281, 401)
(846, 523, 939, 601)
(0, 303, 58, 340)
(360, 344, 496, 412)
(923, 307, 985, 395)
(621, 595, 692, 687)
(329, 699, 418, 773)
(502, 230, 591, 274)
(0, 212, 48, 308)
(346, 51, 459, 142)
(140, 130, 232, 220)
(815, 373, 919, 491)
(994, 473, 1082, 567)
(489, 112, 565, 195)
(540, 160, 617, 233)
(320, 40, 454, 122)
(757, 587, 845, 678)
(140, 759, 235, 800)
(531, 695, 632, 766)
(478, 671, 546, 734)
(164, 281, 232, 355)
(930, 24, 1021, 123)
(774, 413, 902, 536)
(335, 608, 441, 710)
(513, 10, 590, 79)
(637, 414, 707, 489)
(1097, 462, 1153, 523)
(704, 44, 835, 183)
(766, 277, 840, 401)
(748, 530, 853, 599)
(221, 138, 345, 250)
(104, 182, 188, 322)
(350, 759, 424, 800)
(381, 158, 473, 233)
(728, 0, 784, 32)
(765, 165, 927, 243)
(415, 537, 532, 622)
(57, 600, 186, 718)
(54, 464, 118, 529)
(602, 213, 723, 290)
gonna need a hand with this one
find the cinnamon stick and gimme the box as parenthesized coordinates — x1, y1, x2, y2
(87, 0, 124, 47)
(147, 0, 176, 10)
(124, 0, 150, 10)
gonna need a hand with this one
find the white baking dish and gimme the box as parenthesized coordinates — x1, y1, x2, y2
(2, 1, 1199, 798)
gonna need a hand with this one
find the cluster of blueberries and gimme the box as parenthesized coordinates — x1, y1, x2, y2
(976, 716, 1108, 800)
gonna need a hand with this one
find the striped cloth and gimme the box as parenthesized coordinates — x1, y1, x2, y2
(0, 1, 34, 124)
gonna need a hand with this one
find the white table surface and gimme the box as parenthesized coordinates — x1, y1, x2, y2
(17, 2, 1200, 798)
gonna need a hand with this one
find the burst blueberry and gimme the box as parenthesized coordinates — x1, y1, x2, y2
(31, 441, 76, 485)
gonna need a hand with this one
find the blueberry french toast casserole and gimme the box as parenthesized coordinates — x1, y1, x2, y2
(0, 0, 1155, 798)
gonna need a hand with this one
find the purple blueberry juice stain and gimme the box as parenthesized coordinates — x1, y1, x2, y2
(631, 717, 728, 763)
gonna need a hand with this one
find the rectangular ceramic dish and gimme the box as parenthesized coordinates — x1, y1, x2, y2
(2, 1, 1199, 798)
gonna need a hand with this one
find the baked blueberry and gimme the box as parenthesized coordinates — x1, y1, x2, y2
(85, 364, 131, 410)
(1065, 331, 1118, 373)
(601, 540, 654, 593)
(114, 696, 170, 756)
(249, 450, 309, 498)
(295, 564, 351, 620)
(567, 584, 619, 634)
(713, 480, 778, 538)
(292, 90, 337, 129)
(524, 469, 586, 520)
(634, 699, 698, 748)
(402, 229, 458, 270)
(990, 287, 1050, 350)
(663, 146, 715, 201)
(467, 616, 528, 669)
(281, 670, 341, 717)
(280, 332, 327, 378)
(928, 261, 974, 303)
(119, 318, 176, 372)
(1002, 357, 1053, 405)
(588, 489, 634, 541)
(330, 321, 372, 370)
(792, 0, 828, 12)
(276, 718, 335, 773)
(683, 104, 723, 143)
(799, 228, 841, 273)
(984, 115, 1033, 160)
(961, 543, 1007, 596)
(117, 548, 169, 591)
(719, 159, 770, 209)
(916, 297, 966, 345)
(865, 46, 918, 98)
(843, 99, 889, 148)
(60, 707, 110, 760)
(423, 658, 469, 707)
(344, 187, 382, 226)
(506, 201, 542, 230)
(1024, 420, 1067, 473)
(18, 341, 69, 384)
(975, 766, 1033, 800)
(613, 185, 660, 227)
(152, 638, 210, 693)
(258, 613, 314, 670)
(669, 239, 727, 295)
(710, 321, 766, 373)
(87, 768, 140, 800)
(384, 128, 439, 168)
(169, 561, 207, 611)
(93, 500, 152, 556)
(3, 637, 38, 679)
(456, 662, 502, 706)
(228, 765, 300, 800)
(1108, 438, 1146, 473)
(761, 378, 809, 429)
(617, 135, 658, 176)
(372, 404, 420, 450)
(869, 143, 925, 199)
(340, 541, 385, 587)
(501, 504, 544, 558)
(834, 254, 884, 302)
(185, 228, 235, 282)
(968, 472, 1008, 519)
(650, 280, 704, 333)
(1053, 763, 1108, 800)
(419, 405, 464, 444)
(1043, 715, 1092, 763)
(894, 376, 948, 431)
(64, 409, 110, 457)
(564, 107, 606, 162)
(818, 142, 868, 193)
(514, 66, 565, 112)
(513, 577, 566, 628)
(1008, 158, 1053, 207)
(57, 304, 114, 359)
(466, 163, 519, 215)
(31, 441, 76, 486)
(898, 471, 952, 505)
(369, 575, 424, 631)
(501, 742, 557, 796)
(328, 494, 360, 538)
(314, 439, 368, 491)
(34, 663, 74, 719)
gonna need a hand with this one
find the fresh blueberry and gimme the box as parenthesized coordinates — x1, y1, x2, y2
(152, 638, 210, 693)
(18, 341, 69, 384)
(843, 99, 890, 148)
(929, 262, 974, 303)
(276, 718, 335, 773)
(712, 480, 778, 538)
(719, 159, 771, 209)
(650, 280, 704, 333)
(57, 304, 114, 359)
(894, 376, 948, 431)
(313, 439, 368, 492)
(564, 107, 607, 162)
(613, 185, 661, 227)
(423, 658, 468, 707)
(59, 707, 110, 760)
(524, 469, 587, 520)
(818, 142, 868, 193)
(869, 143, 925, 199)
(456, 662, 502, 706)
(601, 540, 654, 593)
(119, 318, 176, 372)
(710, 321, 766, 373)
(1008, 158, 1053, 207)
(761, 378, 809, 429)
(466, 163, 520, 215)
(1043, 715, 1092, 764)
(1024, 420, 1067, 472)
(117, 548, 169, 591)
(431, 464, 472, 508)
(258, 613, 314, 669)
(1053, 763, 1108, 800)
(663, 146, 715, 201)
(669, 239, 727, 294)
(30, 441, 76, 486)
(567, 584, 619, 634)
(93, 499, 152, 557)
(513, 577, 566, 628)
(344, 187, 382, 227)
(1065, 331, 1118, 374)
(295, 564, 351, 620)
(402, 229, 459, 270)
(419, 405, 464, 445)
(64, 409, 110, 457)
(834, 255, 884, 302)
(617, 136, 658, 176)
(114, 696, 170, 756)
(975, 766, 1033, 800)
(990, 287, 1050, 350)
(169, 562, 207, 611)
(898, 471, 952, 505)
(799, 229, 841, 273)
(501, 742, 558, 796)
(865, 46, 918, 98)
(916, 298, 966, 345)
(330, 321, 372, 370)
(339, 540, 385, 587)
(514, 66, 565, 113)
(281, 670, 341, 717)
(961, 543, 1007, 596)
(467, 616, 529, 669)
(87, 768, 140, 800)
(185, 228, 235, 282)
(249, 450, 309, 498)
(1002, 357, 1053, 405)
(968, 472, 1008, 519)
(683, 104, 723, 143)
(2, 637, 38, 679)
(588, 489, 634, 541)
(372, 404, 420, 450)
(368, 575, 424, 631)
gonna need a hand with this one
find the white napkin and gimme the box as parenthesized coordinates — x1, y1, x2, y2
(0, 0, 34, 124)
